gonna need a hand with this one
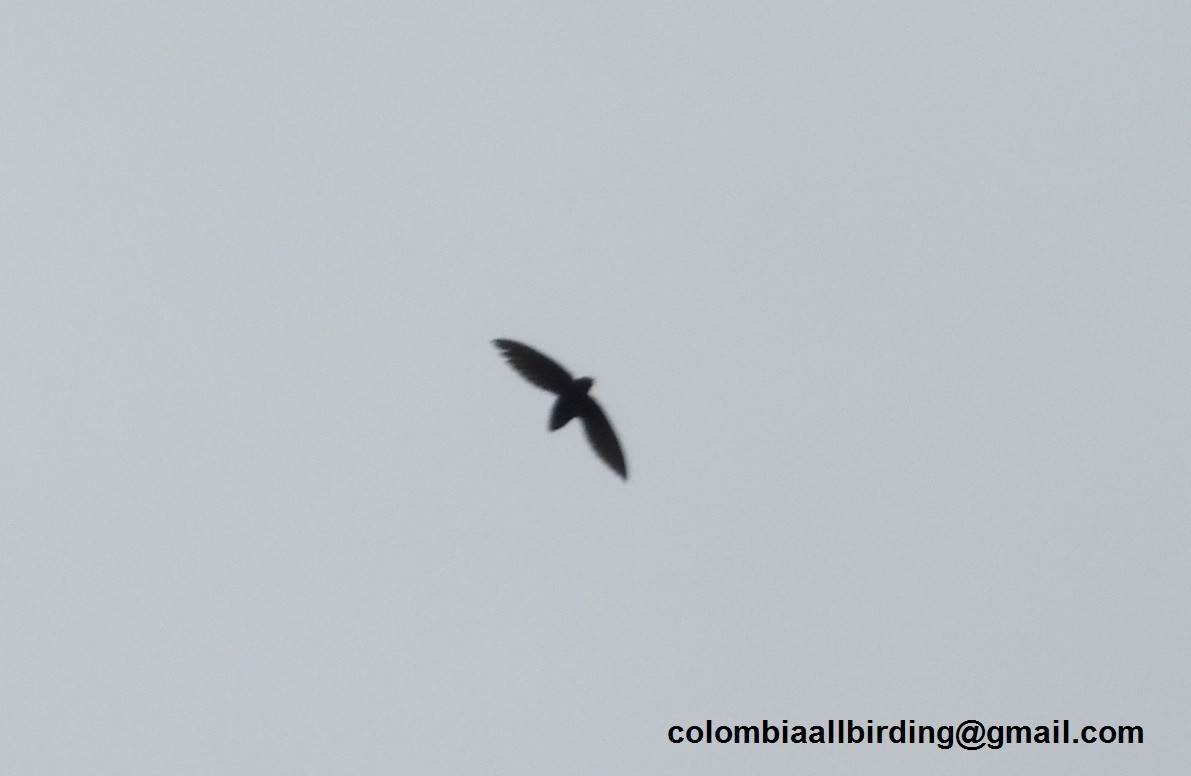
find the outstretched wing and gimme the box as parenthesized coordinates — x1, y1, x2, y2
(492, 339, 574, 394)
(579, 396, 627, 479)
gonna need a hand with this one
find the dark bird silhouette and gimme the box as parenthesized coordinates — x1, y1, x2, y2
(492, 338, 628, 479)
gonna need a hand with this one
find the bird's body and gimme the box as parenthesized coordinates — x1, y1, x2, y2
(492, 339, 627, 479)
(549, 376, 593, 430)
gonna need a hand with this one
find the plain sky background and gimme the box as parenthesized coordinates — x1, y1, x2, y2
(3, 4, 1187, 774)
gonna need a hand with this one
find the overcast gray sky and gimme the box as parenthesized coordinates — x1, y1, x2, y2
(3, 4, 1187, 774)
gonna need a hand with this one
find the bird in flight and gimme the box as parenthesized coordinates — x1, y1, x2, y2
(492, 339, 628, 480)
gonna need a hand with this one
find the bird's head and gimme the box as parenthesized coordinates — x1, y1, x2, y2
(575, 376, 594, 393)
